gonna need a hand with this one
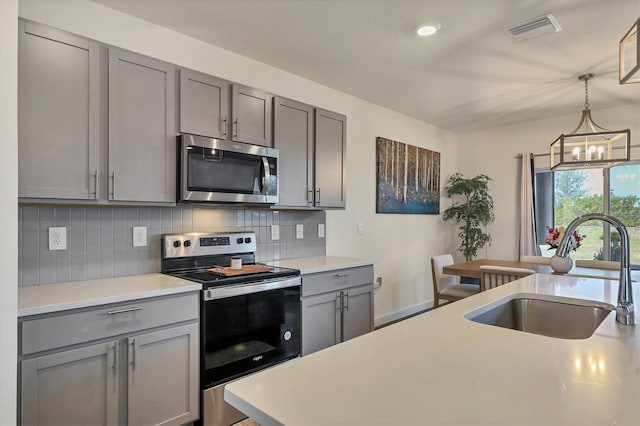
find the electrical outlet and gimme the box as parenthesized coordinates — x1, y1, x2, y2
(271, 224, 280, 241)
(133, 226, 147, 247)
(318, 223, 325, 238)
(48, 227, 67, 251)
(357, 222, 365, 235)
(296, 224, 304, 239)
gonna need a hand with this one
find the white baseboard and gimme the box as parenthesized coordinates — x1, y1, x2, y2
(374, 300, 434, 328)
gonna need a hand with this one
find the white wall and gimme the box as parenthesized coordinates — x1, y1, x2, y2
(0, 0, 18, 424)
(458, 104, 640, 261)
(19, 0, 460, 324)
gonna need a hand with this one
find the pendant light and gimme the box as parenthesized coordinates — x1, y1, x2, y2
(550, 73, 631, 171)
(619, 18, 639, 84)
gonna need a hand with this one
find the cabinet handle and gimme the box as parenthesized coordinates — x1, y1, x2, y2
(336, 293, 342, 312)
(106, 306, 142, 315)
(109, 171, 115, 199)
(343, 292, 349, 312)
(233, 118, 238, 139)
(92, 170, 98, 199)
(335, 273, 351, 277)
(110, 341, 118, 371)
(129, 338, 137, 370)
(222, 117, 228, 138)
(316, 188, 321, 205)
(307, 189, 313, 204)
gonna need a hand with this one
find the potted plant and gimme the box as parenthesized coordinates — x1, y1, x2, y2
(442, 173, 495, 261)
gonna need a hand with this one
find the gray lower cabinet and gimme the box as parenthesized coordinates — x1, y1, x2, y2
(301, 266, 374, 356)
(273, 98, 347, 209)
(18, 20, 100, 200)
(19, 293, 199, 426)
(231, 84, 272, 146)
(108, 48, 176, 203)
(179, 69, 229, 139)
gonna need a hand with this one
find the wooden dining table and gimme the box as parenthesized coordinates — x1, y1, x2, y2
(442, 258, 640, 283)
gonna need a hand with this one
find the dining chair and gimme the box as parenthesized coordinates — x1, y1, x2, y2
(431, 254, 480, 308)
(479, 265, 536, 291)
(575, 260, 621, 270)
(519, 255, 551, 265)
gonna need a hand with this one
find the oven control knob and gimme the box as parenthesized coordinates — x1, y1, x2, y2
(173, 240, 181, 248)
(244, 237, 252, 244)
(184, 240, 192, 247)
(283, 330, 292, 341)
(236, 238, 243, 244)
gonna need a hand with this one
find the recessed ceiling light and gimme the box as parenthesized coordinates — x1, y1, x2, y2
(417, 24, 440, 37)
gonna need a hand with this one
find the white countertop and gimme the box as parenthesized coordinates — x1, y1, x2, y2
(18, 273, 201, 317)
(271, 256, 373, 274)
(225, 274, 640, 425)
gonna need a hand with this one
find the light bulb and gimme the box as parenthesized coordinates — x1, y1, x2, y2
(572, 147, 580, 161)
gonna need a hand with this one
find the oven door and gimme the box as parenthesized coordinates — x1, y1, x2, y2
(201, 277, 301, 389)
(178, 134, 278, 204)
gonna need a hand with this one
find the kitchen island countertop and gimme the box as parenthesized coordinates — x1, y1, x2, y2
(18, 273, 201, 317)
(271, 256, 373, 275)
(225, 273, 640, 425)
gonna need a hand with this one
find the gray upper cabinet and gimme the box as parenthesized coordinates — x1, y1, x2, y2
(314, 108, 347, 208)
(273, 97, 314, 207)
(179, 69, 229, 139)
(108, 48, 176, 203)
(231, 84, 272, 146)
(18, 20, 100, 200)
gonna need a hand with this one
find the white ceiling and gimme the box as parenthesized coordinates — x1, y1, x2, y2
(92, 0, 640, 132)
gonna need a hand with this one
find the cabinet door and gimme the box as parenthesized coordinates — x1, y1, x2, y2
(314, 108, 346, 208)
(273, 96, 314, 207)
(108, 49, 176, 202)
(231, 84, 272, 146)
(128, 323, 199, 426)
(18, 20, 100, 200)
(20, 341, 118, 426)
(301, 292, 341, 356)
(342, 284, 374, 342)
(179, 69, 229, 139)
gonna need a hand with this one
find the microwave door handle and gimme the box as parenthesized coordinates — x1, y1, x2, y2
(261, 157, 270, 195)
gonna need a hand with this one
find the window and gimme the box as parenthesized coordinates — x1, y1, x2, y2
(534, 163, 640, 265)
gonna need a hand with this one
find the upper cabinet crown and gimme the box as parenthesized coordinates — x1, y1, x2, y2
(179, 70, 272, 147)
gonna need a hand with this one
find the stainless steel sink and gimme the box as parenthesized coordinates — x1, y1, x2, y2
(467, 296, 614, 339)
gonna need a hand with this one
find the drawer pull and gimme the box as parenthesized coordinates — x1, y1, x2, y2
(106, 307, 143, 316)
(335, 273, 351, 277)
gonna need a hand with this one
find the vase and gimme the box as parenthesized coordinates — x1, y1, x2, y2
(550, 255, 573, 273)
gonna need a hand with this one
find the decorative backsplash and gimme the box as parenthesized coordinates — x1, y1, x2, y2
(18, 205, 326, 286)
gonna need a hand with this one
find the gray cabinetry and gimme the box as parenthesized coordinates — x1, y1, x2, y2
(19, 293, 199, 426)
(108, 48, 176, 203)
(18, 20, 100, 200)
(314, 108, 347, 208)
(273, 99, 347, 209)
(273, 97, 314, 207)
(231, 84, 272, 146)
(301, 265, 373, 356)
(179, 69, 229, 139)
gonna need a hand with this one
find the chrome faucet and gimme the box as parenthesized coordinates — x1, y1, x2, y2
(554, 213, 635, 325)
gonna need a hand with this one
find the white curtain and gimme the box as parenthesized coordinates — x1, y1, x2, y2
(519, 153, 537, 256)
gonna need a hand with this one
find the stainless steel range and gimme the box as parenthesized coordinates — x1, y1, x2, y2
(161, 231, 301, 426)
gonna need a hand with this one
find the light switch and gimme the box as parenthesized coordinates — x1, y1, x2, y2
(357, 222, 364, 235)
(318, 223, 325, 238)
(271, 224, 280, 241)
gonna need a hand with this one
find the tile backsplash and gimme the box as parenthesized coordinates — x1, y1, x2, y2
(19, 205, 326, 286)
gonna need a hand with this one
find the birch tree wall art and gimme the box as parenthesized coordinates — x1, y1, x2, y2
(375, 137, 440, 214)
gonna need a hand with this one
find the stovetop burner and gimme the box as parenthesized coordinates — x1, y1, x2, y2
(160, 231, 299, 288)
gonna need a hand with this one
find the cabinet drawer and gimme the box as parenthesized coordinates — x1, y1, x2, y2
(21, 292, 198, 355)
(302, 266, 373, 297)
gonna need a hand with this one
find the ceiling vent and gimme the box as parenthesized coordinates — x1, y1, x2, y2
(505, 14, 562, 42)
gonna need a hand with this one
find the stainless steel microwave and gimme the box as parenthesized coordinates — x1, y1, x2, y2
(177, 134, 279, 204)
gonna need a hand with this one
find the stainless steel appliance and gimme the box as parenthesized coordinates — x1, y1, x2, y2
(161, 232, 300, 426)
(177, 134, 279, 204)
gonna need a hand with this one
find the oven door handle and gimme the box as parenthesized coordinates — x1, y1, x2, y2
(204, 276, 301, 300)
